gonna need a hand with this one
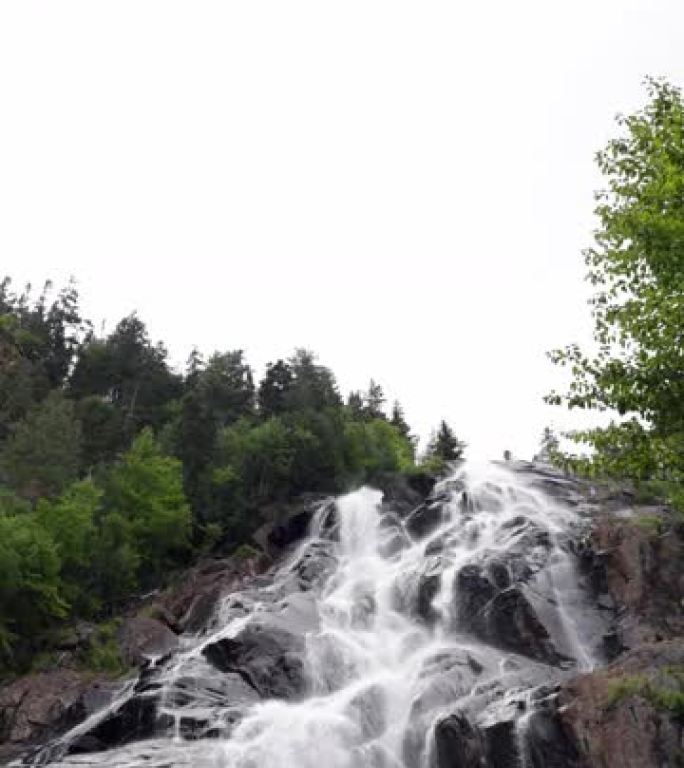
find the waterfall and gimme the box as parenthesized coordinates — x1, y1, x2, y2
(27, 461, 607, 768)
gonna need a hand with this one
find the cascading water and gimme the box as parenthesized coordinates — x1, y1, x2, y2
(26, 461, 608, 768)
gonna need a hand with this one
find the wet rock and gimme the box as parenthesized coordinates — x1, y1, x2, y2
(316, 499, 340, 541)
(454, 562, 562, 665)
(394, 557, 447, 624)
(524, 700, 582, 768)
(66, 689, 160, 755)
(376, 472, 430, 517)
(424, 532, 452, 556)
(404, 650, 486, 768)
(346, 685, 387, 742)
(455, 564, 497, 635)
(416, 571, 442, 623)
(202, 620, 308, 699)
(481, 719, 519, 768)
(431, 713, 482, 768)
(405, 499, 448, 539)
(291, 540, 337, 590)
(487, 560, 511, 590)
(486, 587, 562, 665)
(66, 664, 261, 756)
(377, 513, 411, 558)
(379, 528, 411, 558)
(117, 617, 179, 666)
(350, 591, 377, 629)
(265, 497, 332, 554)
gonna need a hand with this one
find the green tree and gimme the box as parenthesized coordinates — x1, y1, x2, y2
(1, 391, 82, 500)
(169, 349, 255, 522)
(35, 479, 101, 612)
(103, 428, 191, 584)
(196, 350, 255, 424)
(0, 278, 87, 441)
(364, 379, 386, 420)
(346, 391, 365, 420)
(284, 349, 341, 411)
(426, 420, 466, 463)
(0, 511, 65, 659)
(70, 314, 182, 440)
(546, 78, 684, 488)
(390, 400, 416, 458)
(344, 418, 414, 477)
(258, 360, 294, 417)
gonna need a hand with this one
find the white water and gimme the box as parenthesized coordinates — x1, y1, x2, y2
(33, 461, 606, 768)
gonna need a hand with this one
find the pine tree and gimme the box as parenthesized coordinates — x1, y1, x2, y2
(364, 379, 386, 420)
(426, 420, 466, 462)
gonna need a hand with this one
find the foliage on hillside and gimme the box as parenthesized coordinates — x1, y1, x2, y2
(0, 279, 462, 671)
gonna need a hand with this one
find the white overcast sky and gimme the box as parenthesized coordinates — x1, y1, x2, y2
(1, 1, 682, 459)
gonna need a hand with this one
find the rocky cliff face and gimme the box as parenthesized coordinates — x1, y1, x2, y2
(554, 502, 684, 768)
(0, 464, 681, 768)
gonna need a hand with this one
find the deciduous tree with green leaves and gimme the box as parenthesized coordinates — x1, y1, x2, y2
(546, 78, 683, 498)
(102, 428, 191, 584)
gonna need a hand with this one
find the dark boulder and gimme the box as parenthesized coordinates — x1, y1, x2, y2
(454, 564, 497, 635)
(376, 472, 428, 516)
(524, 699, 582, 768)
(454, 564, 562, 665)
(203, 620, 308, 699)
(485, 587, 562, 665)
(66, 688, 160, 755)
(481, 719, 520, 768)
(269, 511, 313, 551)
(405, 499, 448, 539)
(394, 556, 447, 624)
(431, 713, 482, 768)
(291, 540, 337, 590)
(315, 499, 340, 541)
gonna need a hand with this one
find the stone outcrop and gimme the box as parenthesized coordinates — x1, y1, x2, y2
(578, 507, 684, 654)
(117, 617, 179, 666)
(158, 551, 269, 634)
(555, 641, 684, 768)
(0, 671, 118, 764)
